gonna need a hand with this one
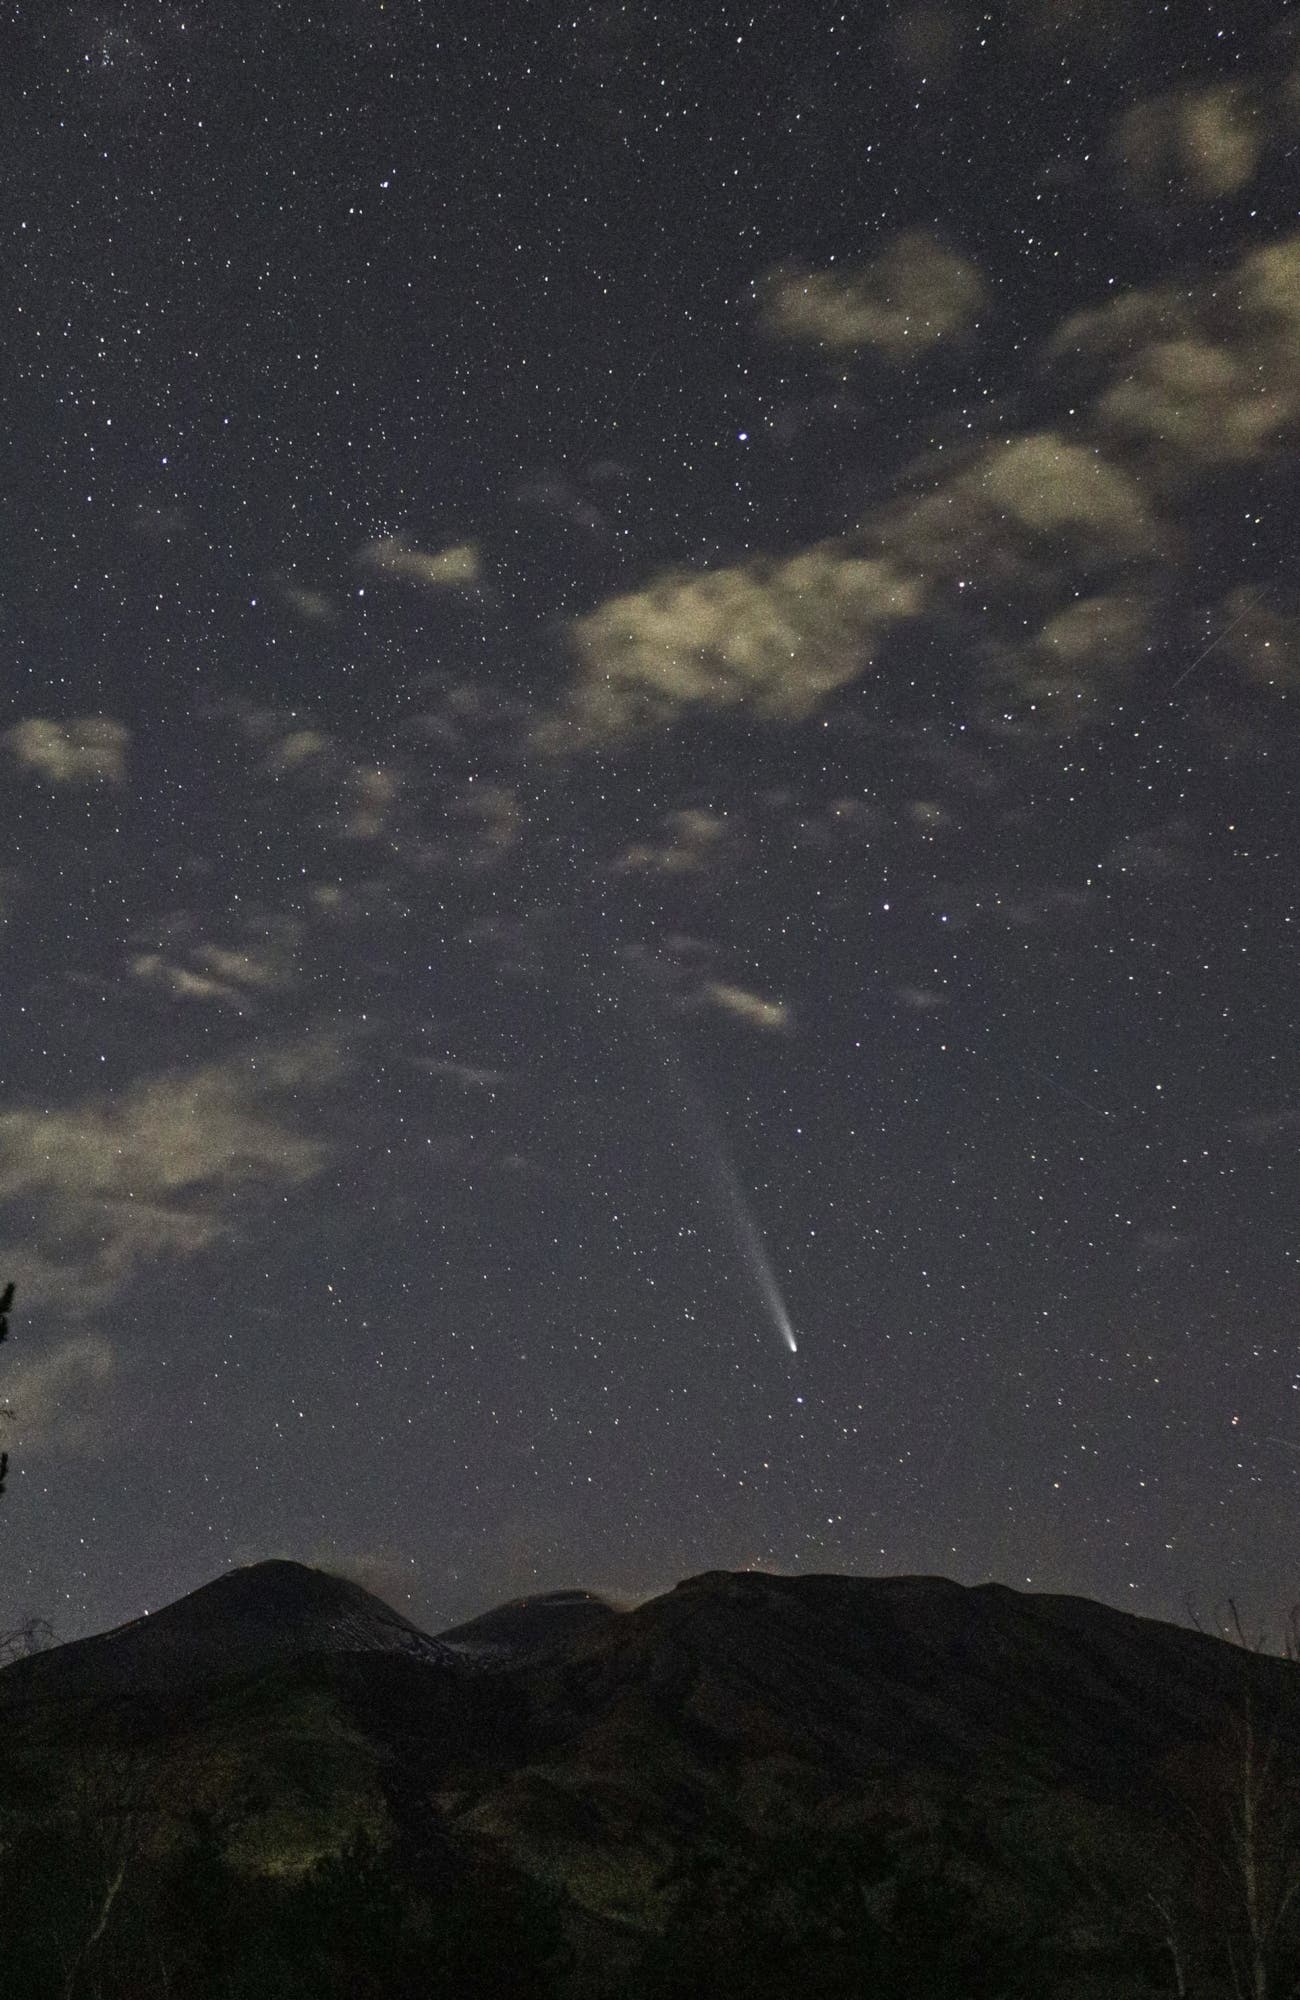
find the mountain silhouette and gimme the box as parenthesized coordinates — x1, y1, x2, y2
(436, 1588, 617, 1661)
(0, 1557, 451, 1698)
(4, 1565, 1299, 1996)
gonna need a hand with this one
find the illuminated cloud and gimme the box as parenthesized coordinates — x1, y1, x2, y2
(1050, 234, 1300, 477)
(995, 885, 1097, 930)
(449, 782, 524, 869)
(1115, 80, 1262, 199)
(510, 473, 612, 540)
(270, 574, 337, 623)
(130, 954, 250, 1010)
(316, 1549, 422, 1611)
(760, 230, 985, 360)
(902, 798, 954, 835)
(1114, 36, 1300, 208)
(4, 1334, 116, 1458)
(410, 1057, 508, 1092)
(132, 501, 189, 547)
(882, 432, 1159, 586)
(1014, 0, 1132, 39)
(616, 808, 739, 875)
(221, 705, 337, 776)
(1236, 1106, 1300, 1146)
(544, 543, 922, 748)
(1105, 816, 1199, 882)
(1219, 588, 1300, 690)
(129, 923, 301, 1012)
(0, 1036, 344, 1311)
(340, 764, 400, 841)
(266, 727, 334, 773)
(883, 6, 962, 83)
(700, 981, 793, 1035)
(981, 591, 1153, 734)
(3, 716, 130, 785)
(895, 985, 949, 1011)
(306, 877, 407, 924)
(358, 535, 482, 591)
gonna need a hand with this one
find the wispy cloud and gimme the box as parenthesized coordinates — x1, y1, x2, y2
(4, 1334, 116, 1458)
(357, 535, 482, 591)
(615, 808, 741, 877)
(129, 921, 302, 1013)
(0, 1035, 346, 1312)
(759, 231, 986, 361)
(698, 981, 793, 1035)
(3, 717, 130, 785)
(980, 590, 1154, 734)
(1116, 79, 1263, 199)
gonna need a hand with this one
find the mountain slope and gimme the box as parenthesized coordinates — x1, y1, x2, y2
(0, 1558, 452, 1702)
(4, 1565, 1298, 1995)
(436, 1568, 1300, 1933)
(436, 1589, 617, 1662)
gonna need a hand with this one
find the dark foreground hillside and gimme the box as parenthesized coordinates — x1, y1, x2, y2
(2, 1563, 1298, 1998)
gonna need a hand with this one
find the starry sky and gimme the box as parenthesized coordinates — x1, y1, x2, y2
(2, 0, 1298, 1646)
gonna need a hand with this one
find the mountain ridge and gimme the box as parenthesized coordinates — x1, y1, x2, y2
(4, 1562, 1298, 1995)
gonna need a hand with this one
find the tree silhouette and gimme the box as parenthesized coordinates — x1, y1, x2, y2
(0, 1279, 13, 1496)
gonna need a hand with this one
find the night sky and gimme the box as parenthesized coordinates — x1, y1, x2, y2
(2, 1, 1298, 1647)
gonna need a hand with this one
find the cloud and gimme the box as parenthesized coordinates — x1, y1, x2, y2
(129, 922, 301, 1012)
(410, 1058, 508, 1092)
(543, 543, 922, 749)
(264, 728, 332, 772)
(980, 590, 1154, 734)
(448, 782, 524, 869)
(996, 886, 1097, 929)
(894, 985, 949, 1011)
(0, 1036, 344, 1311)
(883, 6, 962, 83)
(698, 981, 793, 1034)
(1133, 1229, 1191, 1273)
(270, 574, 337, 623)
(1014, 0, 1133, 39)
(223, 705, 336, 773)
(358, 535, 482, 591)
(902, 798, 954, 835)
(1114, 38, 1300, 204)
(1218, 587, 1300, 690)
(760, 231, 986, 360)
(509, 475, 612, 540)
(129, 954, 250, 1010)
(311, 1548, 421, 1612)
(340, 764, 401, 841)
(881, 432, 1161, 589)
(1105, 815, 1199, 882)
(1235, 1106, 1300, 1146)
(1050, 234, 1300, 478)
(132, 502, 189, 548)
(3, 716, 130, 785)
(4, 1334, 116, 1458)
(615, 807, 740, 876)
(1116, 81, 1263, 199)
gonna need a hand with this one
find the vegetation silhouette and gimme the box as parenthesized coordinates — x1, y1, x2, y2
(0, 1279, 13, 1497)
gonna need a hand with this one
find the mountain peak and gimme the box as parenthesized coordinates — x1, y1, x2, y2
(0, 1557, 451, 1701)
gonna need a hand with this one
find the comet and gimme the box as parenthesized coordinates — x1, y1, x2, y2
(618, 953, 800, 1359)
(668, 1053, 800, 1358)
(704, 1139, 800, 1355)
